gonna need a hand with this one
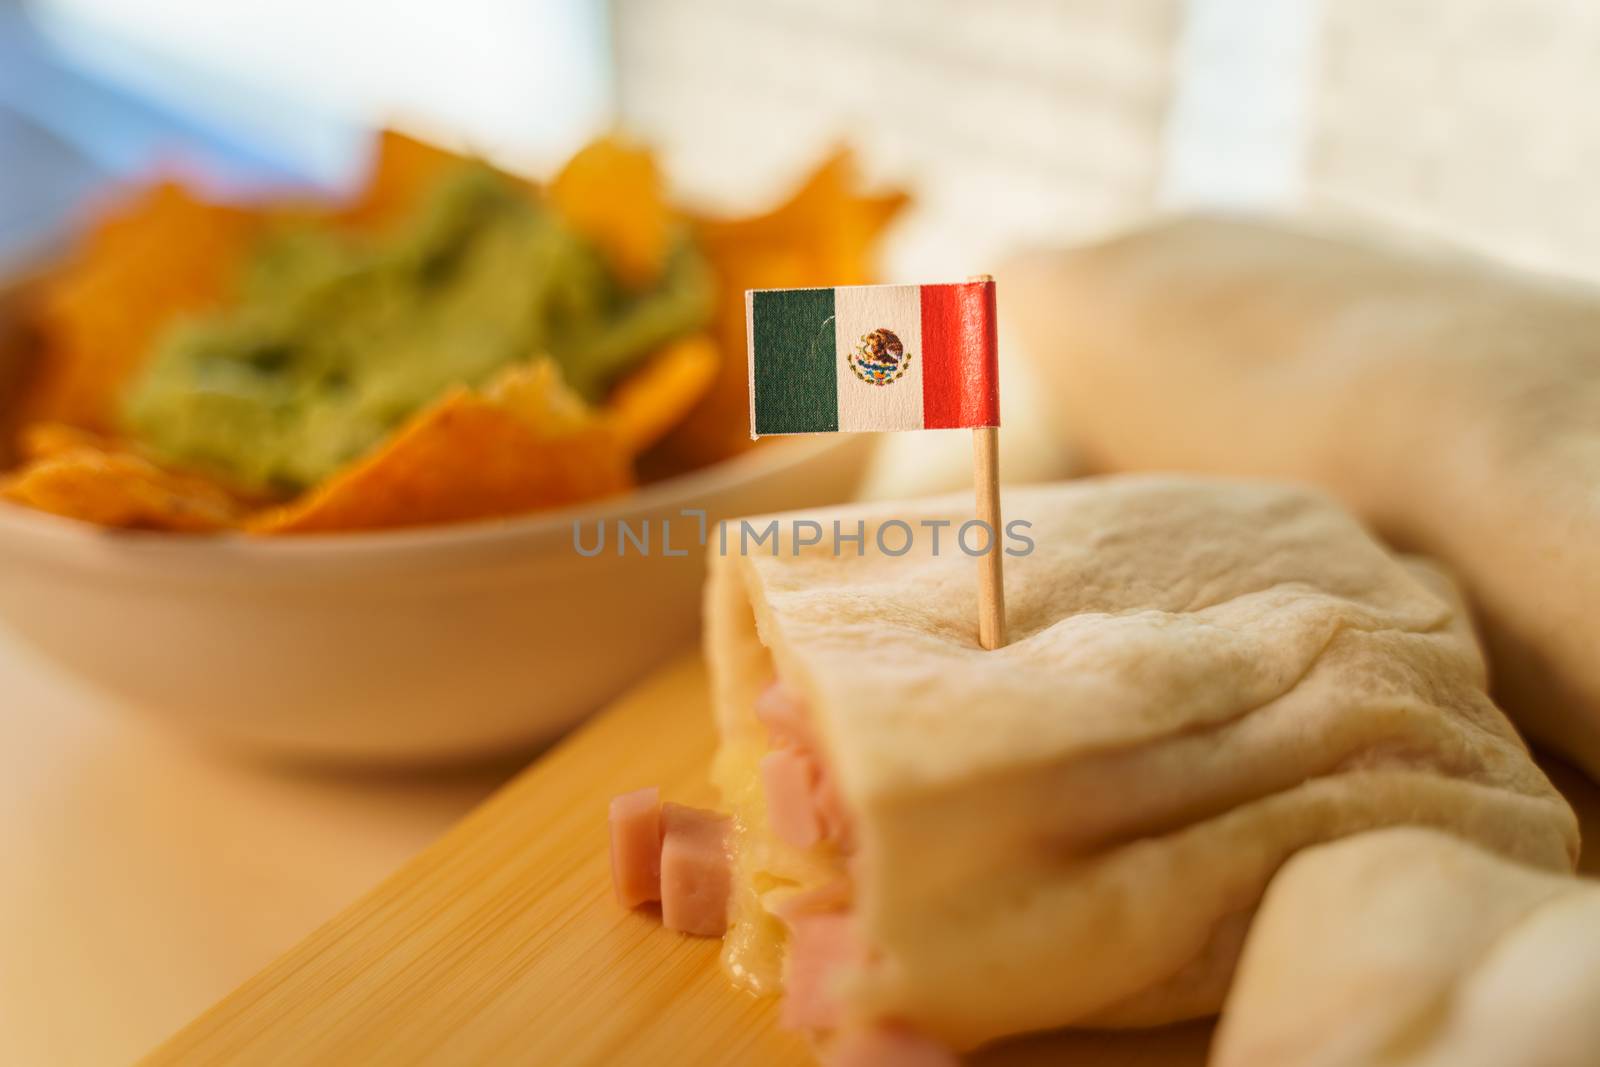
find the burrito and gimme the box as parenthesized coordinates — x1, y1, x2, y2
(1213, 827, 1600, 1067)
(687, 476, 1577, 1057)
(1002, 218, 1600, 779)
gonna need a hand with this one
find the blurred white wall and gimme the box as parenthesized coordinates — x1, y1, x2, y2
(613, 0, 1184, 280)
(1161, 0, 1319, 210)
(32, 0, 1600, 283)
(27, 0, 613, 180)
(1306, 0, 1600, 283)
(616, 0, 1600, 289)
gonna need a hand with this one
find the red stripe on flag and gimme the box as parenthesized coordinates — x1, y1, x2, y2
(920, 281, 998, 429)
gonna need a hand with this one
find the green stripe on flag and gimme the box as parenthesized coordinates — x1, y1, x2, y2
(751, 288, 838, 434)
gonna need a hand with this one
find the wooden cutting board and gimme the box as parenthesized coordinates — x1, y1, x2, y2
(139, 657, 1214, 1066)
(141, 657, 1600, 1066)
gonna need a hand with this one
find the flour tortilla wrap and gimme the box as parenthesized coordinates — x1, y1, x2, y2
(1214, 828, 1600, 1067)
(1002, 217, 1600, 780)
(705, 476, 1577, 1052)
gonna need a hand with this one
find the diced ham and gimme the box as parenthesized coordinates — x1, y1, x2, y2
(825, 1026, 958, 1067)
(756, 678, 856, 852)
(780, 911, 860, 1031)
(762, 748, 822, 848)
(755, 679, 814, 749)
(609, 791, 732, 939)
(609, 786, 661, 909)
(660, 802, 733, 937)
(811, 761, 854, 851)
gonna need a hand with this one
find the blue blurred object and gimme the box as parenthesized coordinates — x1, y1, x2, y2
(0, 0, 354, 268)
(0, 100, 99, 270)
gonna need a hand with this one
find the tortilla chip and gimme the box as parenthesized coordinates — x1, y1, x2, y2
(254, 360, 632, 533)
(604, 334, 717, 453)
(17, 421, 115, 461)
(657, 149, 910, 467)
(1, 442, 246, 532)
(22, 183, 260, 432)
(549, 135, 675, 289)
(695, 149, 909, 277)
(342, 129, 469, 231)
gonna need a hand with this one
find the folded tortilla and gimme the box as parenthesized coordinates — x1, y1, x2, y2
(1002, 218, 1600, 779)
(1213, 827, 1600, 1067)
(705, 476, 1577, 1052)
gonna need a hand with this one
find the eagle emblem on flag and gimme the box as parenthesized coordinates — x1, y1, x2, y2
(849, 327, 912, 386)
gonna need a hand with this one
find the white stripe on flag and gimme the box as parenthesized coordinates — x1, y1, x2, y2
(832, 284, 925, 431)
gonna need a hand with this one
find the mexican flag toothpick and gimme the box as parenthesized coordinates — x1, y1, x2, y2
(745, 277, 1007, 650)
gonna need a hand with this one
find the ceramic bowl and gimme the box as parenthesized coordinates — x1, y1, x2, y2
(0, 433, 873, 764)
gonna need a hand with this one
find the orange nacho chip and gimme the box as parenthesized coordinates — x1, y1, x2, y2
(659, 149, 910, 467)
(341, 129, 471, 231)
(1, 430, 248, 533)
(696, 149, 910, 278)
(549, 135, 675, 290)
(253, 361, 632, 534)
(604, 334, 717, 454)
(22, 182, 261, 432)
(15, 421, 110, 465)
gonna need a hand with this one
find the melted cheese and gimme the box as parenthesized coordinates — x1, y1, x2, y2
(713, 734, 845, 996)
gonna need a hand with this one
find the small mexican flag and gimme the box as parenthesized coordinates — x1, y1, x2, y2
(745, 280, 998, 437)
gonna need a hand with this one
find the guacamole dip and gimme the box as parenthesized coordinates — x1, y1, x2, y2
(123, 163, 711, 493)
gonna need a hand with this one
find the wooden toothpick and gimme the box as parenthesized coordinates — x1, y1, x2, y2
(968, 274, 1006, 650)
